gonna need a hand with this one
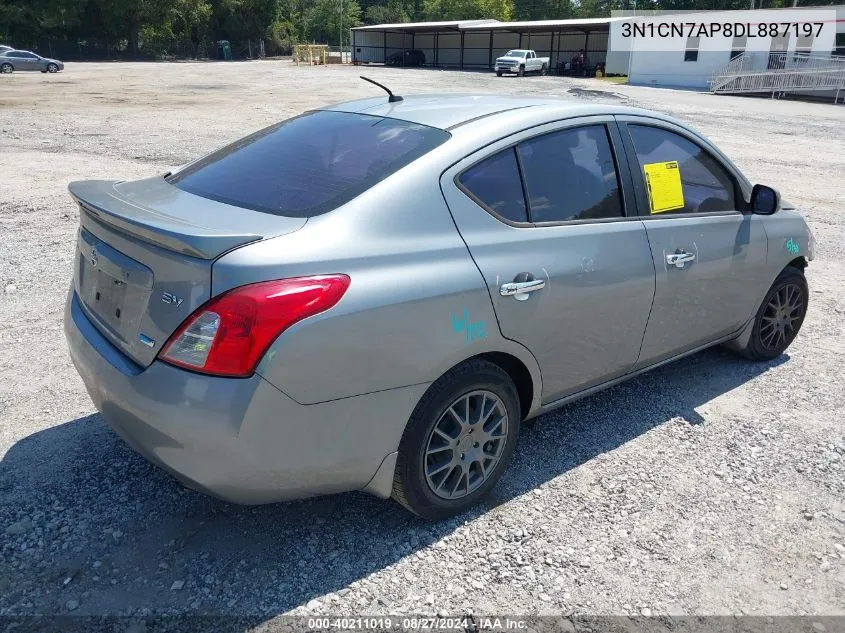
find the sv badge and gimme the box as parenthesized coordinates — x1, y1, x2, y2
(161, 291, 184, 307)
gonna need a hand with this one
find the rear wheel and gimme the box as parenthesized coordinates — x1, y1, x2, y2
(0, 63, 13, 74)
(392, 360, 521, 519)
(47, 63, 59, 73)
(540, 64, 547, 75)
(737, 266, 808, 361)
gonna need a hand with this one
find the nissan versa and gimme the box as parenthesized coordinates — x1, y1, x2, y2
(64, 91, 813, 519)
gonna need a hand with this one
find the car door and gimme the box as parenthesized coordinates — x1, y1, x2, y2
(10, 51, 36, 70)
(441, 117, 656, 405)
(615, 116, 770, 368)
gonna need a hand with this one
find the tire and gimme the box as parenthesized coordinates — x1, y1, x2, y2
(47, 63, 59, 73)
(392, 359, 521, 520)
(517, 65, 525, 77)
(736, 266, 808, 361)
(0, 63, 13, 74)
(540, 64, 547, 75)
(496, 71, 502, 77)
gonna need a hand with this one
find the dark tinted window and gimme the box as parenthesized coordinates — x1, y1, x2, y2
(168, 111, 450, 217)
(517, 125, 623, 223)
(458, 148, 528, 223)
(684, 37, 700, 62)
(629, 125, 736, 215)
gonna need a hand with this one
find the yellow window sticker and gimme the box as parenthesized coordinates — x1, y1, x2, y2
(643, 161, 685, 214)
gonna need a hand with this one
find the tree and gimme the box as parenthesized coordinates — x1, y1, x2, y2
(304, 0, 362, 45)
(422, 0, 514, 21)
(365, 0, 411, 24)
(513, 0, 573, 21)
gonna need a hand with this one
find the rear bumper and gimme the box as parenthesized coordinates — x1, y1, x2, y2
(64, 289, 427, 504)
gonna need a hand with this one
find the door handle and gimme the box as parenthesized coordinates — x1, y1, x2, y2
(666, 251, 696, 269)
(500, 278, 546, 300)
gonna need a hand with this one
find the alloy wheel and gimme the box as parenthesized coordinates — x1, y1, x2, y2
(760, 282, 804, 351)
(423, 390, 508, 500)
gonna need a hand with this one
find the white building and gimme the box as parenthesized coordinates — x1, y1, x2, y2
(622, 6, 845, 89)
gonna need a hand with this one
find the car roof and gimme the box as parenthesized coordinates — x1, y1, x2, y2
(321, 94, 670, 131)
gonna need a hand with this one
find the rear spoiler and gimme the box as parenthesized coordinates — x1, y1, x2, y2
(68, 180, 262, 260)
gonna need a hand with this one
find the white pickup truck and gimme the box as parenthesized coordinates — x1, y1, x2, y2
(494, 49, 550, 77)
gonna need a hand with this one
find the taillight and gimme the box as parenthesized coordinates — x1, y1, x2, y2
(159, 275, 350, 377)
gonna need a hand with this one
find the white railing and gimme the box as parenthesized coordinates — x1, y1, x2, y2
(709, 51, 845, 102)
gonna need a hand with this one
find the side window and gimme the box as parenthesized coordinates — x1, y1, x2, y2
(628, 125, 737, 215)
(517, 125, 623, 223)
(458, 148, 528, 223)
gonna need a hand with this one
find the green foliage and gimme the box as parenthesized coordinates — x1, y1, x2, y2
(2, 0, 842, 57)
(365, 0, 411, 25)
(422, 0, 514, 21)
(304, 0, 362, 44)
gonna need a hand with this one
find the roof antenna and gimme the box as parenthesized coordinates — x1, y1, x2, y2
(360, 75, 403, 103)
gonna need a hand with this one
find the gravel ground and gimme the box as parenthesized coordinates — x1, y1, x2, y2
(0, 61, 843, 626)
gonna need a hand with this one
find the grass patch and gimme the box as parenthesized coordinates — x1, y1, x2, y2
(596, 75, 628, 84)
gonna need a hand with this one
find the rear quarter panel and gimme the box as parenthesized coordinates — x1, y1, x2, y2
(211, 149, 543, 407)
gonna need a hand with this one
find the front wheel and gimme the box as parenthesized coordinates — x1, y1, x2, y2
(47, 63, 59, 73)
(736, 266, 808, 361)
(0, 63, 13, 74)
(517, 65, 525, 77)
(496, 70, 502, 77)
(392, 360, 521, 520)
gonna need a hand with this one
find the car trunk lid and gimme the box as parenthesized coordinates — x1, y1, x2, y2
(69, 177, 307, 367)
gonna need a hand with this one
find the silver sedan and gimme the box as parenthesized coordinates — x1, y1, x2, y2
(64, 91, 813, 519)
(0, 50, 64, 73)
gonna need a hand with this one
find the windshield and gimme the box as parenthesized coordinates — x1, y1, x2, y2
(505, 50, 527, 58)
(168, 111, 450, 217)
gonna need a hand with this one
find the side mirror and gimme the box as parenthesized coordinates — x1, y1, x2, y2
(750, 184, 780, 215)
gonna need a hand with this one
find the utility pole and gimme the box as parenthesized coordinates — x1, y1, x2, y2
(339, 0, 343, 61)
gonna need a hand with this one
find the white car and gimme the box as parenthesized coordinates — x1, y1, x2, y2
(495, 50, 550, 77)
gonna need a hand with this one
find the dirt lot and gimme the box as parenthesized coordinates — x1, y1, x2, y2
(1, 61, 844, 626)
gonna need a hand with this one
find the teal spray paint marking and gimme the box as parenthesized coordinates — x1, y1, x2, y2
(452, 308, 486, 343)
(786, 238, 799, 255)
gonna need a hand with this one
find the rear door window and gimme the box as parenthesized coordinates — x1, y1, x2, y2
(517, 125, 623, 223)
(168, 111, 450, 217)
(458, 148, 528, 223)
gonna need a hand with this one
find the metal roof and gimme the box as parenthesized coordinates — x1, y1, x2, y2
(460, 16, 630, 31)
(352, 16, 629, 34)
(351, 19, 499, 32)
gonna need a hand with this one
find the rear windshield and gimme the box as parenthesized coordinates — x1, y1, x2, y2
(167, 110, 450, 217)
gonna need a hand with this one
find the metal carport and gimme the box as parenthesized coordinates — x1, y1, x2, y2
(351, 20, 500, 68)
(351, 17, 629, 72)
